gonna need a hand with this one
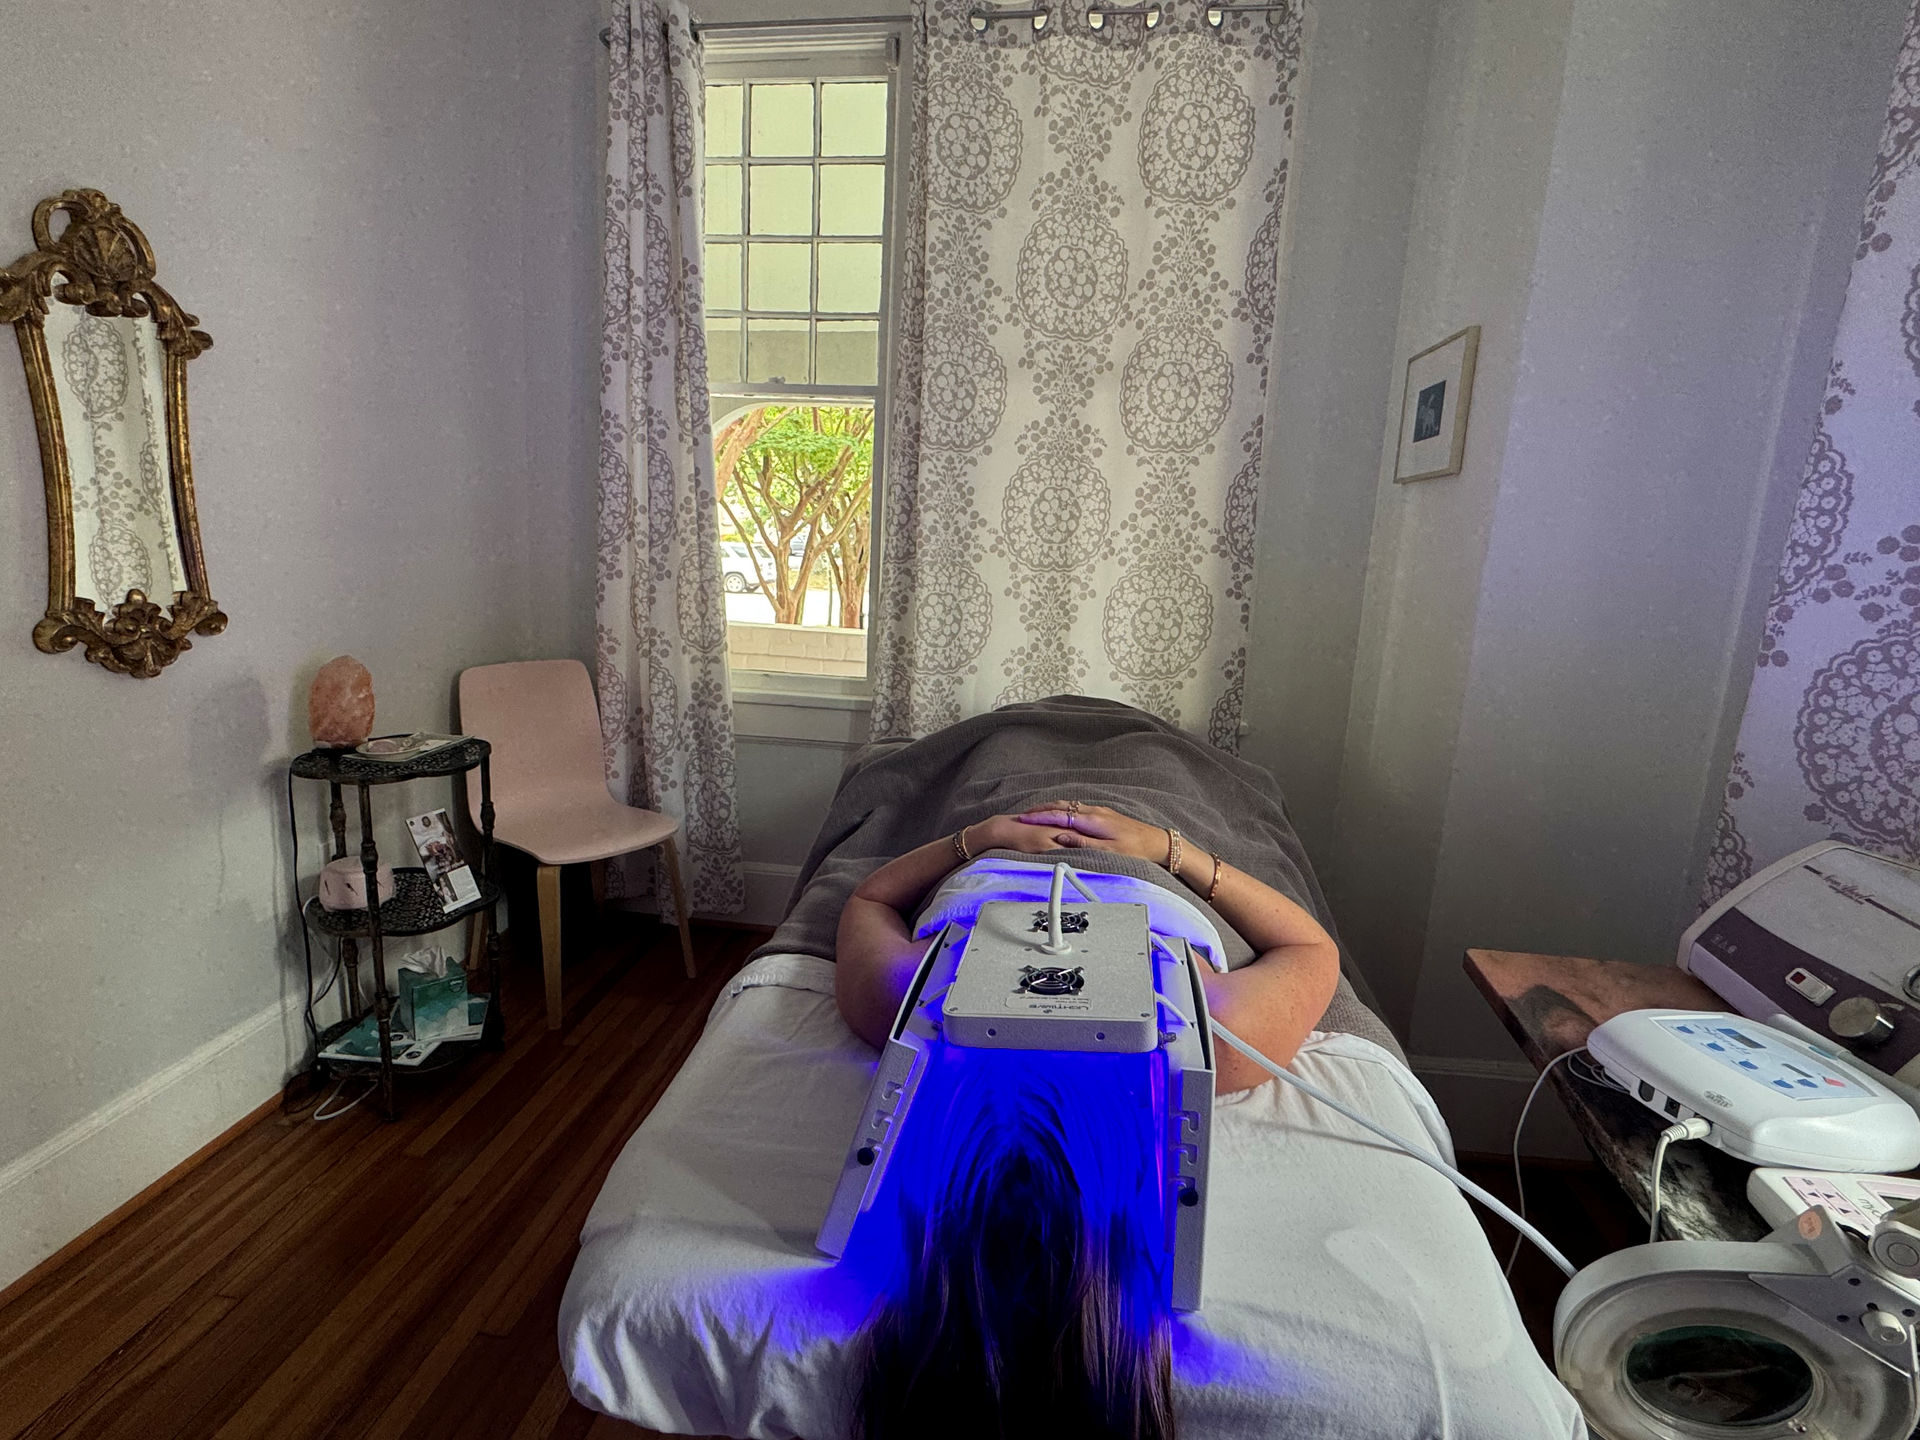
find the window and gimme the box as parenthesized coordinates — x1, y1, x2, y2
(703, 50, 898, 685)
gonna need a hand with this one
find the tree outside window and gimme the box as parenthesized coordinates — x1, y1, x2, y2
(715, 403, 872, 631)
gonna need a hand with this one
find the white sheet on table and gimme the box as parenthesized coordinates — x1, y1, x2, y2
(561, 954, 1587, 1439)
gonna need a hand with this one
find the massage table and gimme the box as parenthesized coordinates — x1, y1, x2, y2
(559, 951, 1588, 1437)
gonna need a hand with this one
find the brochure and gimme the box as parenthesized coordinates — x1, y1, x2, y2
(406, 808, 482, 909)
(318, 1013, 439, 1067)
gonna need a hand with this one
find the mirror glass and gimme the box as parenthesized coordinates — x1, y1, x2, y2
(41, 302, 185, 606)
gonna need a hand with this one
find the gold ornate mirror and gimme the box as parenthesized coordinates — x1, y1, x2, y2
(0, 189, 224, 678)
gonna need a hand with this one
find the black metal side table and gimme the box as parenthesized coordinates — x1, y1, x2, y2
(290, 738, 503, 1119)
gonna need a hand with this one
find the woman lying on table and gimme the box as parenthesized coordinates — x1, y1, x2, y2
(834, 800, 1342, 1440)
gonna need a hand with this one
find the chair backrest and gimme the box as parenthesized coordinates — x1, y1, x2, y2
(458, 659, 611, 818)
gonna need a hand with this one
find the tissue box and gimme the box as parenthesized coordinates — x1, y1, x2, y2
(319, 856, 395, 911)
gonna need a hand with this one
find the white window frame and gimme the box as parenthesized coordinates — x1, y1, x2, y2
(702, 24, 913, 701)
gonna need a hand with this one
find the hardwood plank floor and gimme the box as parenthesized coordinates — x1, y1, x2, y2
(0, 913, 757, 1440)
(0, 910, 1639, 1438)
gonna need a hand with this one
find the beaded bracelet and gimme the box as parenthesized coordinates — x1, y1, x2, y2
(1165, 827, 1183, 878)
(952, 825, 974, 864)
(1206, 853, 1224, 903)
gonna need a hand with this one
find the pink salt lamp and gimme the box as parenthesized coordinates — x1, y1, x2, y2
(309, 655, 376, 748)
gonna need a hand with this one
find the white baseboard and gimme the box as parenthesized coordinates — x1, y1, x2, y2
(0, 993, 300, 1291)
(1410, 1053, 1591, 1161)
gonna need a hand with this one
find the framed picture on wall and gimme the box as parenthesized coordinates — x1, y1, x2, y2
(1394, 325, 1480, 483)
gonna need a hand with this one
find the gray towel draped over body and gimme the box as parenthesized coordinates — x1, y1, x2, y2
(753, 695, 1404, 1061)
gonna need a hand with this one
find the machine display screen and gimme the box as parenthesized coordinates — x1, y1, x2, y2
(1656, 1018, 1873, 1103)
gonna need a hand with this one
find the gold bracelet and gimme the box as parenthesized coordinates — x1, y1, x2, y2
(1165, 827, 1183, 878)
(952, 826, 973, 864)
(1206, 853, 1224, 903)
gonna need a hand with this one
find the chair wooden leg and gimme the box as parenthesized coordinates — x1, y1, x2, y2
(536, 864, 564, 1029)
(661, 837, 697, 980)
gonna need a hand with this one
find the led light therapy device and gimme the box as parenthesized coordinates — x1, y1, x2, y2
(819, 859, 1583, 1316)
(817, 863, 1218, 1309)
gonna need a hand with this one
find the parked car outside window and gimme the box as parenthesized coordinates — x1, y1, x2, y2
(719, 538, 812, 595)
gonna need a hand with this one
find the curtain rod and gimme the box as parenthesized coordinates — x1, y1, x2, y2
(597, 3, 1284, 46)
(599, 14, 911, 46)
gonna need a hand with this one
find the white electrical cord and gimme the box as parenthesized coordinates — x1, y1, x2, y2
(1042, 861, 1069, 955)
(1506, 1048, 1583, 1276)
(1209, 1016, 1578, 1278)
(1648, 1117, 1713, 1244)
(311, 1074, 376, 1122)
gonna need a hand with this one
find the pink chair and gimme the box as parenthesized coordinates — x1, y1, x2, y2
(459, 659, 695, 1029)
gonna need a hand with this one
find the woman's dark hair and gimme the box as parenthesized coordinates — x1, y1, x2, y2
(851, 1048, 1175, 1440)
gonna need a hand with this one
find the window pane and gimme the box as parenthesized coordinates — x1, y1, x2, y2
(750, 84, 814, 157)
(716, 403, 873, 669)
(746, 320, 809, 383)
(706, 317, 743, 384)
(748, 242, 812, 311)
(819, 165, 885, 236)
(821, 82, 888, 156)
(705, 165, 741, 235)
(706, 85, 743, 157)
(704, 242, 741, 311)
(816, 320, 879, 386)
(749, 165, 813, 236)
(816, 242, 882, 313)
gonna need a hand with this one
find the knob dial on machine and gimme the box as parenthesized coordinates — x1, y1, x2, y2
(1829, 996, 1898, 1048)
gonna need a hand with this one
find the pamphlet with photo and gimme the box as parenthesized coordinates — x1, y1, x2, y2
(406, 808, 481, 909)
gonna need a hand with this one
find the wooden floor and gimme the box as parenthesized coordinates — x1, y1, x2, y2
(0, 913, 758, 1440)
(0, 914, 1643, 1439)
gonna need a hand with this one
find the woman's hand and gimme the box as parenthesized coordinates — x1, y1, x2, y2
(962, 813, 1075, 857)
(1014, 802, 1171, 866)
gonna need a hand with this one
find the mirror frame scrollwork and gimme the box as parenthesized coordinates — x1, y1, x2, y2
(0, 189, 225, 678)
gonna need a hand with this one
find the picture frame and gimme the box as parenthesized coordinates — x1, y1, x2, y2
(1394, 324, 1480, 483)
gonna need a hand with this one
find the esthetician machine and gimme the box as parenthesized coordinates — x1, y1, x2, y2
(1546, 842, 1920, 1440)
(1681, 843, 1920, 1093)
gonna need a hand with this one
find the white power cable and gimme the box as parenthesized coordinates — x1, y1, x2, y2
(311, 1074, 375, 1122)
(1209, 1016, 1578, 1278)
(1648, 1117, 1713, 1244)
(1042, 861, 1069, 955)
(1506, 1048, 1583, 1277)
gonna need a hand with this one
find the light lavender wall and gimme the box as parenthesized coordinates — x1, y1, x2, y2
(1324, 0, 1576, 1039)
(0, 0, 600, 1171)
(1239, 0, 1437, 865)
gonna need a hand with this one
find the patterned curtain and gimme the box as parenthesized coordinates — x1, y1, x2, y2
(1707, 0, 1920, 899)
(869, 1, 1302, 749)
(598, 0, 745, 913)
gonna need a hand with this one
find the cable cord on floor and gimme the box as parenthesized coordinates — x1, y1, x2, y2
(1208, 1017, 1578, 1279)
(1648, 1117, 1713, 1244)
(310, 1075, 376, 1122)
